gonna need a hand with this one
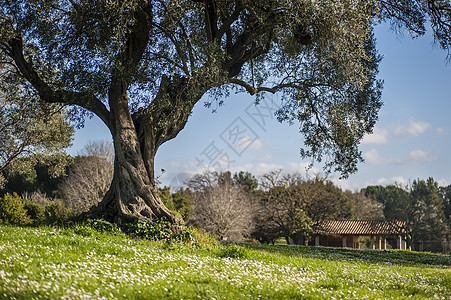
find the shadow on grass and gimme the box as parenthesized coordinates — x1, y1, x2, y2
(239, 243, 451, 268)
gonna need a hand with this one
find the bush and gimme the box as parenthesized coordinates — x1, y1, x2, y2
(20, 192, 74, 226)
(43, 201, 72, 225)
(68, 219, 122, 237)
(84, 219, 122, 234)
(0, 193, 31, 225)
(23, 201, 45, 224)
(71, 224, 97, 237)
(216, 244, 250, 259)
(124, 220, 195, 244)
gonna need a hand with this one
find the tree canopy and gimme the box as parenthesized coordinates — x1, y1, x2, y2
(1, 0, 450, 223)
(0, 71, 74, 188)
(365, 178, 449, 248)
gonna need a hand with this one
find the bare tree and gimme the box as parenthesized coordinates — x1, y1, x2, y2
(188, 171, 255, 241)
(344, 190, 384, 220)
(78, 140, 114, 163)
(58, 142, 114, 214)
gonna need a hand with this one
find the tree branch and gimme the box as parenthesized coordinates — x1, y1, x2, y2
(4, 37, 111, 128)
(229, 78, 301, 95)
(0, 142, 27, 173)
(216, 1, 244, 39)
(204, 0, 218, 41)
(151, 22, 190, 75)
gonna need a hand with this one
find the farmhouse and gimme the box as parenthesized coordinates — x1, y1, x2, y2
(310, 220, 409, 250)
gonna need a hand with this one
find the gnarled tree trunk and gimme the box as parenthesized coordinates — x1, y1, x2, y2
(89, 75, 205, 225)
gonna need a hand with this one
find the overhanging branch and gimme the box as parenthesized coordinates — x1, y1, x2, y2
(4, 37, 111, 128)
(229, 78, 301, 95)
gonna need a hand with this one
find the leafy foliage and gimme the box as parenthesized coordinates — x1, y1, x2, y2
(71, 219, 123, 237)
(254, 171, 352, 244)
(233, 171, 258, 193)
(42, 200, 72, 225)
(170, 188, 193, 221)
(124, 220, 195, 244)
(21, 191, 74, 226)
(0, 70, 74, 186)
(0, 193, 31, 225)
(0, 153, 73, 198)
(410, 178, 447, 241)
(216, 243, 250, 259)
(157, 186, 193, 222)
(0, 0, 387, 180)
(23, 200, 45, 225)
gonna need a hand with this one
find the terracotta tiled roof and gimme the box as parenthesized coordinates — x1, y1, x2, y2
(313, 220, 406, 236)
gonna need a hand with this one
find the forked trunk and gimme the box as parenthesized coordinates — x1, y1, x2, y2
(89, 118, 180, 225)
(88, 76, 185, 225)
(89, 75, 204, 225)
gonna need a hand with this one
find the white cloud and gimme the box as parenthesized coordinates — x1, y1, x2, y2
(363, 149, 390, 165)
(437, 178, 450, 187)
(364, 176, 409, 188)
(389, 177, 409, 188)
(407, 149, 434, 163)
(332, 178, 361, 192)
(286, 162, 321, 175)
(231, 162, 284, 175)
(394, 119, 431, 136)
(256, 154, 273, 162)
(436, 127, 447, 135)
(361, 127, 389, 145)
(237, 136, 263, 151)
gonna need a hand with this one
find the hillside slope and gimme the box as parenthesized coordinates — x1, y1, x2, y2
(0, 225, 449, 299)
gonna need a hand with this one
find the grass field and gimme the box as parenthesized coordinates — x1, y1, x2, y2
(0, 225, 450, 299)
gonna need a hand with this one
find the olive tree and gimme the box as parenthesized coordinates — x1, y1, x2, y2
(1, 0, 449, 224)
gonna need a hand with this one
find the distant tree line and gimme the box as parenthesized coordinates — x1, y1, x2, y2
(177, 170, 385, 244)
(364, 179, 450, 250)
(1, 143, 449, 251)
(176, 171, 449, 249)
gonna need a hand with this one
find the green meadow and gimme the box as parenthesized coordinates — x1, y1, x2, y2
(0, 225, 449, 299)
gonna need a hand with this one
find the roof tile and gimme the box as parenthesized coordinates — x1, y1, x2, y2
(314, 220, 406, 235)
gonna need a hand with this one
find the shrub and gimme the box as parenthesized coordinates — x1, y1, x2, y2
(43, 200, 72, 225)
(69, 219, 123, 237)
(189, 227, 219, 248)
(71, 224, 97, 237)
(216, 244, 250, 259)
(23, 201, 45, 224)
(0, 193, 31, 225)
(84, 219, 122, 234)
(124, 220, 195, 244)
(26, 191, 53, 208)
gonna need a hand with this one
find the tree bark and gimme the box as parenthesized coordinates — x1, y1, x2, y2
(89, 75, 205, 225)
(88, 85, 173, 224)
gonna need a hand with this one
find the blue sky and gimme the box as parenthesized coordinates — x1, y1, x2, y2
(67, 23, 451, 191)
